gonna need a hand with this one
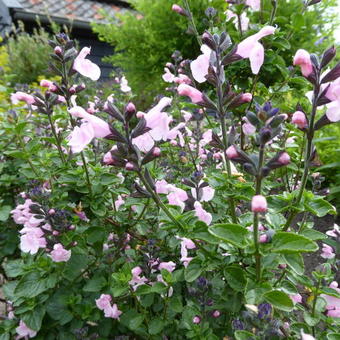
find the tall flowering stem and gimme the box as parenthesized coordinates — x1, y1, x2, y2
(215, 43, 238, 224)
(182, 0, 202, 46)
(253, 144, 265, 281)
(283, 70, 320, 231)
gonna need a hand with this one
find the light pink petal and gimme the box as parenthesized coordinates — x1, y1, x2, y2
(326, 101, 340, 122)
(73, 47, 101, 81)
(68, 122, 95, 153)
(249, 42, 264, 74)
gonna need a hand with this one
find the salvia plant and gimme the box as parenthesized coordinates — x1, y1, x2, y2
(0, 1, 339, 340)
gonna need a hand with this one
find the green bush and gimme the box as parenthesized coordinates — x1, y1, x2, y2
(5, 21, 53, 84)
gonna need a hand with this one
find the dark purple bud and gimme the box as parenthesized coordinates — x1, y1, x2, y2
(54, 46, 62, 55)
(321, 62, 340, 84)
(232, 319, 244, 330)
(258, 303, 272, 319)
(320, 46, 336, 69)
(172, 4, 188, 17)
(259, 127, 272, 144)
(205, 7, 217, 18)
(202, 31, 217, 51)
(308, 0, 321, 5)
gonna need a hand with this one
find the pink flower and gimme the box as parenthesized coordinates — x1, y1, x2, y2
(320, 244, 335, 259)
(292, 111, 308, 129)
(96, 294, 112, 310)
(226, 10, 250, 32)
(50, 243, 71, 262)
(290, 294, 302, 304)
(95, 294, 122, 319)
(177, 84, 203, 104)
(115, 195, 125, 210)
(120, 76, 131, 92)
(226, 145, 238, 159)
(326, 100, 340, 122)
(73, 47, 101, 81)
(259, 234, 268, 243)
(326, 224, 340, 238)
(320, 282, 340, 316)
(178, 237, 195, 267)
(20, 228, 46, 254)
(278, 152, 290, 165)
(246, 0, 260, 10)
(293, 49, 313, 77)
(251, 195, 268, 213)
(132, 133, 155, 152)
(129, 266, 148, 290)
(191, 184, 215, 202)
(158, 261, 176, 272)
(212, 310, 221, 318)
(194, 201, 212, 225)
(190, 45, 212, 83)
(174, 74, 192, 84)
(242, 117, 256, 135)
(162, 67, 175, 82)
(155, 179, 170, 194)
(10, 91, 35, 105)
(167, 186, 188, 211)
(68, 106, 111, 152)
(40, 79, 57, 91)
(325, 78, 340, 101)
(236, 26, 276, 74)
(16, 320, 37, 339)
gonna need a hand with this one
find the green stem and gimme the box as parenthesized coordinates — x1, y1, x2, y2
(269, 0, 277, 25)
(183, 0, 202, 46)
(311, 277, 321, 337)
(236, 13, 243, 38)
(80, 152, 93, 196)
(254, 144, 265, 281)
(283, 82, 320, 231)
(47, 113, 66, 164)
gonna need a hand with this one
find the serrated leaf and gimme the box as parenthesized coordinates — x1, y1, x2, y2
(208, 223, 248, 248)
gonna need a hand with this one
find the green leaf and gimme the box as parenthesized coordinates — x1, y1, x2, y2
(224, 266, 247, 292)
(3, 260, 25, 278)
(169, 296, 183, 313)
(15, 272, 48, 298)
(83, 276, 106, 292)
(234, 330, 257, 340)
(148, 318, 165, 335)
(327, 334, 340, 340)
(301, 229, 327, 241)
(208, 223, 248, 248)
(184, 263, 202, 283)
(303, 311, 320, 326)
(63, 253, 89, 281)
(0, 205, 11, 221)
(120, 310, 144, 330)
(272, 232, 318, 253)
(264, 290, 294, 312)
(283, 253, 304, 275)
(304, 197, 336, 217)
(22, 305, 46, 331)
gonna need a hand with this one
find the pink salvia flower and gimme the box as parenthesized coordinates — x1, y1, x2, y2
(326, 224, 340, 238)
(326, 100, 340, 122)
(278, 152, 291, 165)
(20, 228, 46, 254)
(50, 243, 71, 262)
(242, 117, 256, 135)
(95, 294, 122, 319)
(290, 294, 302, 304)
(16, 320, 37, 339)
(167, 186, 188, 211)
(320, 281, 340, 318)
(73, 47, 101, 81)
(120, 76, 131, 92)
(129, 266, 148, 290)
(293, 49, 313, 77)
(320, 243, 335, 259)
(251, 195, 268, 213)
(177, 84, 203, 104)
(194, 201, 212, 225)
(226, 145, 239, 159)
(226, 10, 250, 32)
(236, 26, 276, 74)
(158, 261, 176, 272)
(190, 45, 212, 83)
(40, 79, 57, 91)
(10, 91, 35, 105)
(246, 0, 260, 10)
(172, 4, 186, 16)
(162, 67, 175, 83)
(155, 179, 170, 194)
(115, 195, 125, 210)
(292, 111, 308, 129)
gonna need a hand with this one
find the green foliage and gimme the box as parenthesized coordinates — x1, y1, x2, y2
(5, 21, 53, 84)
(92, 0, 225, 107)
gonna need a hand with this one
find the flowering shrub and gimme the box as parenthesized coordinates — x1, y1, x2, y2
(0, 2, 340, 340)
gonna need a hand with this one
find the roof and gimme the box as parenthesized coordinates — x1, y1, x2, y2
(9, 0, 129, 25)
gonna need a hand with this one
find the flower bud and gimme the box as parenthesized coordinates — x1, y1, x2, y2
(259, 127, 272, 144)
(49, 209, 55, 215)
(293, 49, 313, 77)
(278, 152, 290, 165)
(212, 310, 221, 318)
(152, 147, 161, 157)
(136, 112, 144, 118)
(125, 162, 135, 171)
(69, 224, 76, 230)
(259, 234, 268, 243)
(192, 316, 201, 324)
(126, 102, 136, 113)
(251, 195, 267, 213)
(172, 4, 188, 16)
(52, 230, 59, 236)
(54, 46, 63, 55)
(292, 111, 308, 129)
(226, 145, 238, 159)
